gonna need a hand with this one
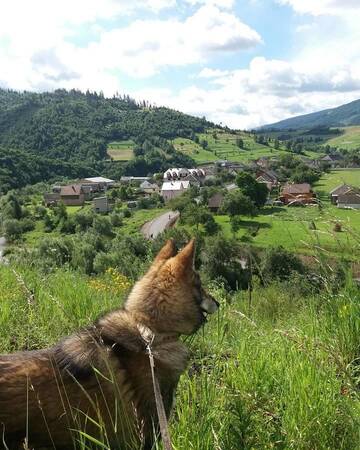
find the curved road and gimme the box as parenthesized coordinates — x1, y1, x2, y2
(141, 211, 179, 240)
(0, 237, 6, 263)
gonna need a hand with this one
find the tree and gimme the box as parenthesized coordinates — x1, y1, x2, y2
(222, 191, 256, 217)
(200, 139, 208, 149)
(201, 235, 251, 290)
(274, 139, 280, 150)
(236, 172, 268, 207)
(236, 137, 244, 149)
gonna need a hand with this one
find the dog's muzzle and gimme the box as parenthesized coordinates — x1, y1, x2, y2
(200, 294, 219, 316)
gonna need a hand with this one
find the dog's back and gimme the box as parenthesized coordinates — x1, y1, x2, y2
(0, 240, 218, 449)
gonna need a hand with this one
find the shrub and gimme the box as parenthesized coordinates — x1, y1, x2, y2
(260, 246, 305, 283)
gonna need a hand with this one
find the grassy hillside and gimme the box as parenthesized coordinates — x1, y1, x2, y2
(0, 263, 358, 449)
(261, 98, 360, 130)
(326, 126, 360, 149)
(315, 168, 360, 192)
(173, 130, 312, 164)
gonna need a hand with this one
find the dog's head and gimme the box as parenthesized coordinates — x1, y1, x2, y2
(125, 239, 219, 335)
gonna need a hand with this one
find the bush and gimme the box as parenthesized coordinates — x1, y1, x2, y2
(260, 246, 305, 283)
(2, 219, 23, 241)
(201, 234, 251, 290)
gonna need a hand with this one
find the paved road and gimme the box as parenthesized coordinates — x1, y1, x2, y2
(0, 237, 6, 263)
(141, 211, 179, 239)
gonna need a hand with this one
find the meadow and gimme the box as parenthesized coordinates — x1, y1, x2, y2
(107, 140, 135, 161)
(173, 130, 320, 165)
(315, 168, 360, 193)
(0, 260, 359, 449)
(214, 169, 360, 259)
(326, 126, 360, 150)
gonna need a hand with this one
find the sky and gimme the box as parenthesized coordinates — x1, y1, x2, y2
(1, 0, 360, 129)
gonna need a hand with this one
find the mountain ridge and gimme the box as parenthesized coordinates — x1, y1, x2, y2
(260, 98, 360, 130)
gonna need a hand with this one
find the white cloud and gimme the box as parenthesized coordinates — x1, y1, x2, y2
(133, 56, 360, 129)
(0, 3, 262, 92)
(184, 0, 235, 9)
(278, 0, 360, 16)
(83, 5, 262, 77)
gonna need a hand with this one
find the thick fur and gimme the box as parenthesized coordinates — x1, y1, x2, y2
(0, 239, 218, 449)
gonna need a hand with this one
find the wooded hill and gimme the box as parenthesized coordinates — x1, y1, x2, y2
(0, 88, 211, 191)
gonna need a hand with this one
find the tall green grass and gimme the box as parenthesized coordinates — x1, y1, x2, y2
(0, 265, 359, 449)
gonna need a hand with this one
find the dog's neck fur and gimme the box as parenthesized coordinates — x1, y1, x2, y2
(136, 323, 180, 347)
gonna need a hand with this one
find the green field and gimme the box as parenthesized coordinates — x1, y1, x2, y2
(215, 205, 360, 258)
(214, 170, 360, 258)
(107, 140, 135, 161)
(174, 130, 320, 164)
(315, 168, 360, 194)
(326, 126, 360, 149)
(173, 137, 218, 163)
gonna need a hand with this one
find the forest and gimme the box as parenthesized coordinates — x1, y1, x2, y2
(0, 88, 209, 191)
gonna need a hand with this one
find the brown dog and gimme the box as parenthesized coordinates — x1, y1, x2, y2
(0, 239, 219, 449)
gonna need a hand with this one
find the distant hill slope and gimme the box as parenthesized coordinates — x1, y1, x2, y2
(0, 88, 209, 162)
(260, 98, 360, 131)
(0, 88, 212, 189)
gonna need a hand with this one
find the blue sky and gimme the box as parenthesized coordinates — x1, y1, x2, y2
(1, 0, 360, 128)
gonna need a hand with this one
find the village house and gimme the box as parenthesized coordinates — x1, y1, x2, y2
(84, 177, 115, 190)
(161, 180, 190, 202)
(329, 184, 358, 204)
(140, 181, 160, 195)
(208, 192, 224, 213)
(120, 176, 151, 185)
(256, 170, 279, 190)
(337, 192, 360, 209)
(163, 168, 206, 182)
(93, 196, 112, 213)
(44, 192, 61, 207)
(280, 183, 316, 205)
(318, 154, 343, 168)
(59, 185, 85, 206)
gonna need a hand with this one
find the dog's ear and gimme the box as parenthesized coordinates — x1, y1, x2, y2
(171, 239, 195, 276)
(146, 239, 177, 278)
(153, 239, 177, 264)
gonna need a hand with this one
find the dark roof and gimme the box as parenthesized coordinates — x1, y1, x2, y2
(208, 193, 224, 209)
(257, 170, 278, 182)
(60, 185, 83, 196)
(330, 184, 356, 196)
(281, 183, 311, 195)
(338, 193, 360, 204)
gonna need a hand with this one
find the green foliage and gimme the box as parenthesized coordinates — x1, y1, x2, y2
(0, 88, 209, 190)
(222, 191, 256, 217)
(236, 172, 268, 207)
(261, 246, 305, 282)
(201, 234, 251, 290)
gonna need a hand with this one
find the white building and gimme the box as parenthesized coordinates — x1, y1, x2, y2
(84, 177, 115, 190)
(163, 168, 205, 180)
(161, 181, 190, 202)
(93, 196, 111, 213)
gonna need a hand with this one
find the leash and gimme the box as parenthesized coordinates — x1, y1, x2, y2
(145, 337, 174, 450)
